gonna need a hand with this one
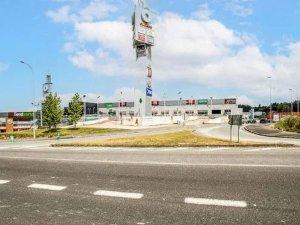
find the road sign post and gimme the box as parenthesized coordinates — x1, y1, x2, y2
(228, 115, 243, 143)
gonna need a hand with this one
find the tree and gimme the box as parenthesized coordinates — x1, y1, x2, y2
(238, 104, 252, 112)
(42, 93, 63, 130)
(68, 93, 83, 128)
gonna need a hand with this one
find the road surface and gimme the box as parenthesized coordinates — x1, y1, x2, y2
(197, 124, 300, 146)
(0, 146, 299, 224)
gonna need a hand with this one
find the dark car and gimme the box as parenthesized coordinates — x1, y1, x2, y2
(259, 118, 270, 124)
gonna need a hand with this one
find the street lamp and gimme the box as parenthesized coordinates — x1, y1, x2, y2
(267, 76, 272, 122)
(20, 60, 37, 139)
(297, 95, 300, 115)
(83, 94, 87, 124)
(177, 91, 182, 115)
(210, 96, 213, 117)
(97, 96, 101, 118)
(163, 93, 166, 116)
(289, 89, 293, 115)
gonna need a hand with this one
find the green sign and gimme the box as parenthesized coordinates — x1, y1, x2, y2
(23, 112, 33, 118)
(105, 103, 113, 109)
(198, 99, 208, 105)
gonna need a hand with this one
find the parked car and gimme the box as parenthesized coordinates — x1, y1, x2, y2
(246, 119, 256, 124)
(259, 118, 270, 124)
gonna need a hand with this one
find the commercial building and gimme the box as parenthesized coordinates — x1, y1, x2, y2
(0, 112, 35, 133)
(97, 98, 242, 117)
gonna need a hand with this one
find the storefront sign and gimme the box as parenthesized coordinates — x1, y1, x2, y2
(198, 99, 208, 105)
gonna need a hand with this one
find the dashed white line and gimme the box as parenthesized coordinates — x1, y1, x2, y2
(184, 197, 247, 208)
(94, 190, 144, 199)
(28, 183, 66, 191)
(0, 180, 10, 184)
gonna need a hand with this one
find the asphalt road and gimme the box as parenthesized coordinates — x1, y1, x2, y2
(197, 124, 300, 146)
(0, 147, 299, 225)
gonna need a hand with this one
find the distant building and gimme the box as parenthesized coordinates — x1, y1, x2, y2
(97, 98, 242, 117)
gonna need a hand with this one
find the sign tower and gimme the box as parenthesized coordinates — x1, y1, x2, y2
(132, 0, 155, 117)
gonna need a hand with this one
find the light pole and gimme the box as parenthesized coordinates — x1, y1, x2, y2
(289, 89, 293, 115)
(97, 96, 101, 118)
(83, 94, 87, 125)
(163, 93, 166, 116)
(267, 76, 272, 122)
(297, 96, 300, 115)
(177, 91, 182, 115)
(20, 60, 37, 139)
(210, 96, 213, 117)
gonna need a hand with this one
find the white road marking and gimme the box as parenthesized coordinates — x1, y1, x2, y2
(0, 180, 10, 184)
(185, 197, 247, 208)
(0, 156, 299, 168)
(244, 147, 275, 152)
(94, 190, 143, 199)
(28, 183, 66, 191)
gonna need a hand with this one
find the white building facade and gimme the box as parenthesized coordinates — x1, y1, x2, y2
(98, 98, 242, 117)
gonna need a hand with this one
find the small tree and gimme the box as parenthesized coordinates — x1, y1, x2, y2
(42, 93, 63, 130)
(68, 93, 83, 128)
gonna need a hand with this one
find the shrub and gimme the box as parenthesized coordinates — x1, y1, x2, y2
(275, 116, 300, 133)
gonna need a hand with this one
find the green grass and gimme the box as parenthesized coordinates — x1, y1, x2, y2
(52, 131, 294, 148)
(0, 127, 125, 140)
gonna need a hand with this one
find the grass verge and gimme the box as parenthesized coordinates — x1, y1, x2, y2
(0, 127, 125, 140)
(51, 131, 294, 148)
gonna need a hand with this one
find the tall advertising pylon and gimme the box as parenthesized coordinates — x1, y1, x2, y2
(132, 0, 154, 117)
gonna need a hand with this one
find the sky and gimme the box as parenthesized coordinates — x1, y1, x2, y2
(0, 0, 300, 111)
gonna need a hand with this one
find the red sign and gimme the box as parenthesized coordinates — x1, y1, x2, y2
(152, 101, 159, 106)
(186, 100, 196, 105)
(138, 33, 146, 43)
(225, 99, 237, 104)
(119, 102, 127, 107)
(147, 66, 152, 78)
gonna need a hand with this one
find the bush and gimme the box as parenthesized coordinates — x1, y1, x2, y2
(275, 116, 300, 133)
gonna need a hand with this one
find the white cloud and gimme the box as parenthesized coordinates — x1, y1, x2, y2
(224, 0, 254, 17)
(237, 95, 256, 105)
(46, 5, 75, 23)
(192, 3, 212, 20)
(47, 0, 117, 23)
(47, 1, 300, 103)
(0, 62, 8, 73)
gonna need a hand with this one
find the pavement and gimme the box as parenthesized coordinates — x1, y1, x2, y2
(0, 146, 299, 224)
(244, 124, 300, 139)
(197, 124, 300, 146)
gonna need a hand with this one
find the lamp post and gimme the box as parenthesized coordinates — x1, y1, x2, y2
(177, 91, 182, 115)
(267, 76, 272, 122)
(83, 94, 87, 125)
(20, 60, 37, 139)
(297, 96, 300, 115)
(97, 96, 101, 118)
(163, 93, 166, 116)
(289, 89, 293, 115)
(210, 96, 213, 117)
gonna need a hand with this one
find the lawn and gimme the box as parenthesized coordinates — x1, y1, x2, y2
(0, 127, 125, 140)
(52, 131, 294, 148)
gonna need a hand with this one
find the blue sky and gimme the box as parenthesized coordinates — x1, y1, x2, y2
(0, 0, 300, 111)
